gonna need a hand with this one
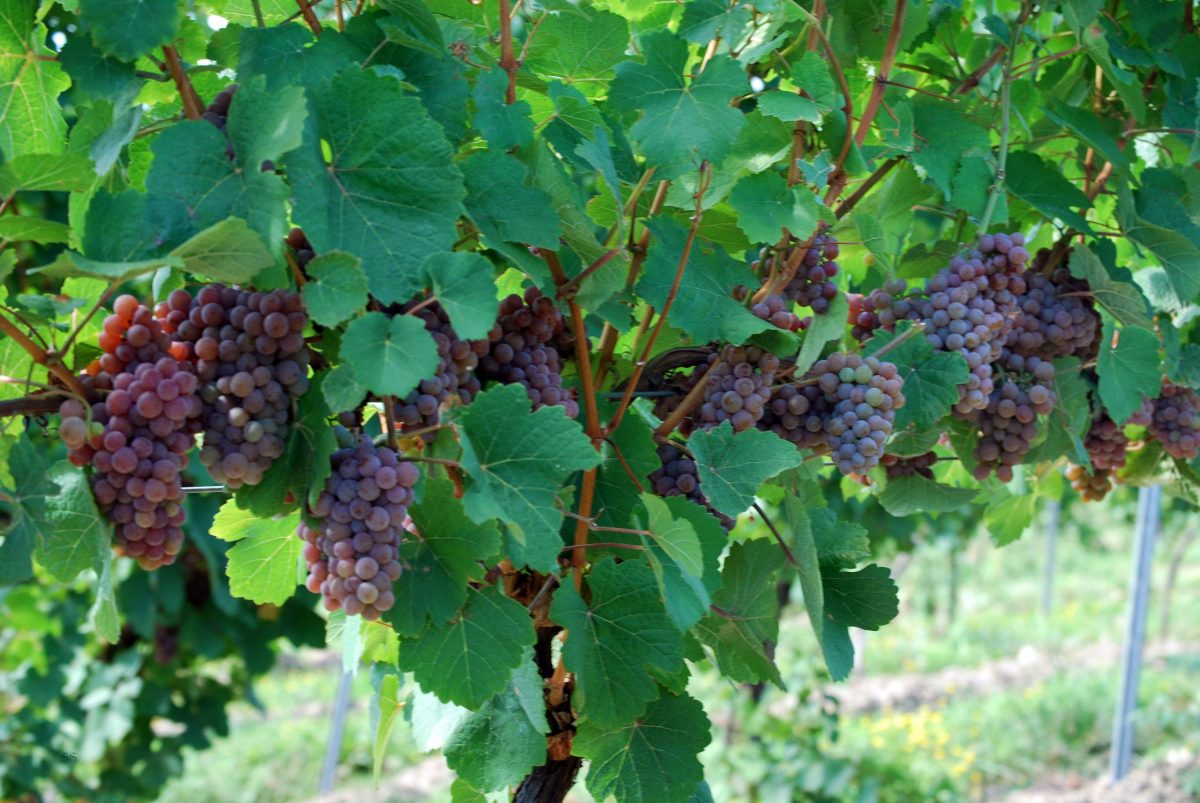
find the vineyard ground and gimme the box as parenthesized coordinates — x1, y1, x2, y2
(157, 518, 1200, 803)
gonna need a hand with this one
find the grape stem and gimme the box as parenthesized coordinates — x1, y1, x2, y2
(603, 436, 647, 493)
(653, 364, 710, 439)
(835, 157, 902, 220)
(606, 161, 712, 437)
(295, 0, 323, 35)
(555, 248, 621, 300)
(0, 394, 66, 418)
(870, 320, 927, 359)
(977, 3, 1028, 234)
(161, 47, 204, 121)
(0, 312, 87, 398)
(559, 542, 644, 551)
(399, 455, 460, 467)
(498, 0, 519, 105)
(56, 281, 118, 360)
(284, 250, 307, 287)
(854, 0, 906, 147)
(753, 502, 799, 569)
(526, 572, 560, 612)
(250, 0, 266, 27)
(381, 396, 400, 449)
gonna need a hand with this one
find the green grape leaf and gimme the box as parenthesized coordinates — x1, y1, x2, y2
(421, 252, 500, 341)
(649, 495, 727, 632)
(385, 478, 500, 637)
(340, 312, 439, 399)
(0, 434, 56, 585)
(0, 153, 94, 196)
(690, 422, 803, 518)
(226, 77, 308, 171)
(168, 218, 276, 284)
(79, 0, 181, 61)
(822, 621, 855, 681)
(551, 558, 683, 726)
(608, 32, 746, 175)
(809, 507, 869, 567)
(575, 690, 711, 803)
(397, 585, 535, 709)
(693, 539, 782, 686)
(728, 171, 829, 244)
(0, 0, 70, 159)
(1097, 322, 1161, 425)
(456, 385, 600, 571)
(370, 666, 404, 783)
(0, 217, 70, 244)
(1025, 357, 1092, 465)
(223, 506, 302, 605)
(286, 67, 466, 304)
(39, 462, 109, 583)
(523, 7, 630, 90)
(981, 486, 1039, 546)
(781, 495, 824, 648)
(594, 402, 660, 530)
(58, 34, 138, 99)
(1068, 245, 1152, 329)
(757, 91, 822, 123)
(865, 323, 970, 430)
(301, 252, 369, 328)
(1005, 151, 1094, 233)
(472, 68, 533, 150)
(320, 364, 367, 415)
(1044, 100, 1131, 173)
(444, 651, 548, 791)
(89, 555, 120, 643)
(640, 493, 702, 578)
(911, 99, 991, 202)
(637, 218, 772, 344)
(32, 252, 183, 282)
(235, 374, 338, 515)
(794, 293, 850, 378)
(461, 151, 562, 250)
(878, 474, 977, 516)
(822, 564, 899, 631)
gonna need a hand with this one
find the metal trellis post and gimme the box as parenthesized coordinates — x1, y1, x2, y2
(319, 669, 354, 793)
(1042, 499, 1060, 617)
(1109, 484, 1161, 783)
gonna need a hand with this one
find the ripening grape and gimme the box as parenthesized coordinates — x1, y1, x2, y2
(157, 284, 311, 488)
(697, 345, 779, 432)
(1066, 464, 1116, 502)
(298, 437, 418, 620)
(286, 228, 315, 271)
(775, 229, 841, 314)
(965, 355, 1056, 482)
(478, 288, 579, 417)
(760, 380, 829, 452)
(59, 295, 201, 570)
(809, 352, 905, 475)
(881, 451, 938, 480)
(1008, 254, 1100, 362)
(1148, 382, 1200, 460)
(1067, 414, 1130, 501)
(394, 300, 490, 438)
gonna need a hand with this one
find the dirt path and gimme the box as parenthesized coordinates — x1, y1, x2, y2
(998, 754, 1200, 802)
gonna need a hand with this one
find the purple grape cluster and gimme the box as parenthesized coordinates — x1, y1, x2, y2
(750, 293, 804, 332)
(780, 230, 840, 314)
(813, 353, 905, 475)
(202, 86, 237, 161)
(478, 288, 579, 417)
(395, 300, 489, 438)
(1008, 257, 1100, 362)
(157, 285, 310, 488)
(697, 345, 780, 432)
(1067, 414, 1130, 501)
(648, 443, 734, 530)
(1149, 382, 1200, 460)
(58, 295, 200, 569)
(849, 279, 908, 343)
(881, 451, 938, 480)
(298, 438, 418, 620)
(286, 227, 315, 270)
(761, 381, 829, 452)
(963, 356, 1055, 482)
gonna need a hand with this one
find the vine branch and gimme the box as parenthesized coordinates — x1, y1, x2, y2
(162, 46, 204, 121)
(854, 0, 906, 147)
(498, 0, 519, 104)
(0, 313, 86, 398)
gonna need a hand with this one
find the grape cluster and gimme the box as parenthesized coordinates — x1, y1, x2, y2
(697, 345, 779, 432)
(813, 353, 905, 475)
(394, 300, 489, 437)
(881, 451, 938, 480)
(760, 381, 829, 452)
(478, 288, 578, 417)
(202, 86, 237, 160)
(58, 295, 200, 569)
(298, 438, 418, 620)
(964, 356, 1055, 482)
(1008, 257, 1100, 362)
(1067, 415, 1130, 501)
(648, 443, 734, 530)
(286, 228, 315, 271)
(1148, 382, 1200, 460)
(157, 285, 310, 488)
(780, 230, 840, 314)
(849, 279, 907, 343)
(750, 293, 804, 332)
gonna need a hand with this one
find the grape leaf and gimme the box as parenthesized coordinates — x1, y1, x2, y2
(1068, 245, 1152, 329)
(728, 171, 829, 244)
(911, 99, 991, 202)
(0, 153, 94, 196)
(39, 462, 109, 583)
(551, 558, 683, 726)
(79, 0, 181, 61)
(168, 218, 277, 284)
(235, 373, 338, 515)
(222, 505, 302, 605)
(593, 401, 660, 530)
(690, 422, 803, 518)
(1097, 322, 1161, 425)
(340, 312, 440, 399)
(865, 323, 970, 430)
(471, 69, 533, 151)
(647, 495, 727, 632)
(608, 32, 746, 176)
(0, 0, 70, 159)
(981, 486, 1039, 546)
(421, 252, 500, 341)
(794, 292, 850, 378)
(639, 493, 702, 578)
(757, 91, 822, 123)
(370, 665, 404, 783)
(444, 651, 548, 791)
(822, 621, 855, 682)
(1025, 356, 1092, 465)
(301, 252, 369, 328)
(397, 585, 535, 709)
(89, 555, 120, 643)
(58, 34, 139, 100)
(320, 364, 367, 415)
(692, 539, 782, 686)
(32, 252, 183, 282)
(385, 478, 500, 637)
(809, 507, 870, 567)
(286, 67, 466, 304)
(0, 217, 70, 244)
(1044, 100, 1130, 173)
(637, 218, 772, 345)
(822, 564, 899, 631)
(574, 690, 711, 803)
(781, 495, 824, 649)
(523, 7, 630, 91)
(226, 77, 307, 172)
(1006, 151, 1094, 233)
(878, 474, 976, 516)
(455, 385, 600, 572)
(0, 434, 56, 584)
